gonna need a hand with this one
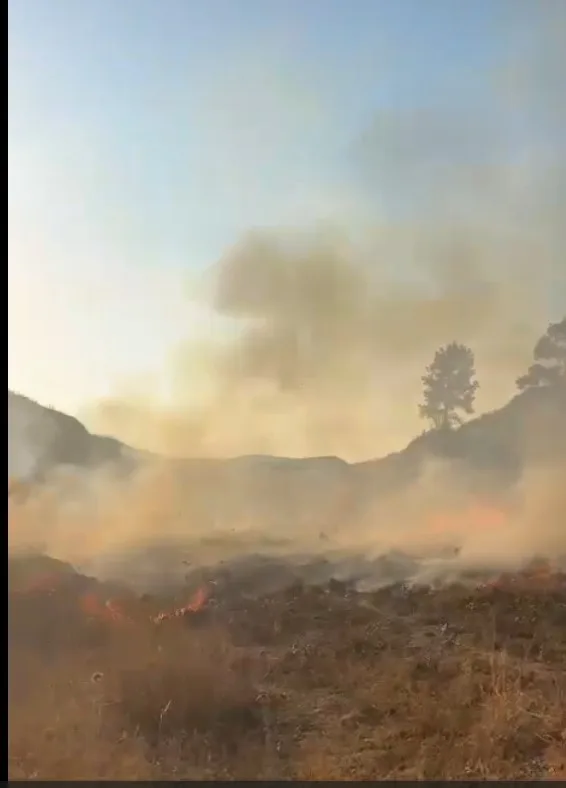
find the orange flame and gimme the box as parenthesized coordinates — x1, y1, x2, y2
(152, 586, 209, 624)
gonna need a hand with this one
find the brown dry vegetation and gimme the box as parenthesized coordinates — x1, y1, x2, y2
(8, 560, 566, 781)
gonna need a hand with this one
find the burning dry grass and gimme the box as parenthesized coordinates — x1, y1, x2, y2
(8, 565, 566, 781)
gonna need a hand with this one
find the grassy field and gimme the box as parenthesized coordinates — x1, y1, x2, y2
(8, 560, 566, 781)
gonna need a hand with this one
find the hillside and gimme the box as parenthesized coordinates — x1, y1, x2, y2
(8, 391, 143, 481)
(9, 384, 565, 491)
(8, 385, 565, 584)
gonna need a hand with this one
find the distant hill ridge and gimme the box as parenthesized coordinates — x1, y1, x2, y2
(8, 386, 566, 531)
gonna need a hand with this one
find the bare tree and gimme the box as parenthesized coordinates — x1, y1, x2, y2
(517, 316, 566, 391)
(419, 342, 479, 430)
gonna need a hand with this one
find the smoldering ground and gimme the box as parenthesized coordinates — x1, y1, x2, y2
(8, 441, 566, 594)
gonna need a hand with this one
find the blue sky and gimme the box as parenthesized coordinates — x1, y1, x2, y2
(8, 0, 562, 416)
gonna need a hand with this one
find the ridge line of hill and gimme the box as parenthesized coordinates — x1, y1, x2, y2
(8, 385, 565, 486)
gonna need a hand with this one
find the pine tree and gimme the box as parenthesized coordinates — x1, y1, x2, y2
(419, 342, 479, 430)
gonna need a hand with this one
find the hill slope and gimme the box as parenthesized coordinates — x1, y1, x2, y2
(8, 391, 143, 481)
(9, 385, 565, 476)
(8, 386, 566, 541)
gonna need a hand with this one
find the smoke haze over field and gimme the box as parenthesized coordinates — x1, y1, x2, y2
(8, 440, 566, 592)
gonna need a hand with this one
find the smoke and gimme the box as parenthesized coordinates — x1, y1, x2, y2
(87, 223, 553, 461)
(8, 4, 566, 594)
(8, 444, 566, 593)
(83, 6, 565, 462)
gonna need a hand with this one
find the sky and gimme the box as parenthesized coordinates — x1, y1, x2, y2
(8, 0, 564, 420)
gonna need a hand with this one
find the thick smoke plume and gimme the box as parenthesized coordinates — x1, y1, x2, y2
(85, 6, 565, 462)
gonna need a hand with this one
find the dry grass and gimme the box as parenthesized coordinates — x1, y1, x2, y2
(9, 628, 266, 780)
(8, 567, 566, 781)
